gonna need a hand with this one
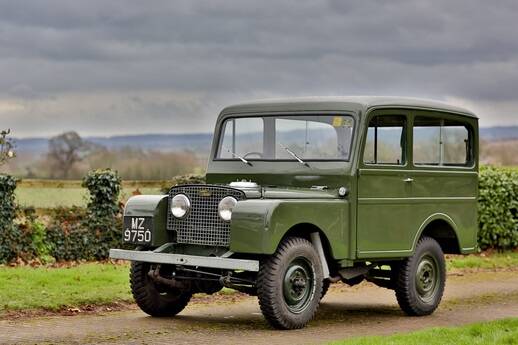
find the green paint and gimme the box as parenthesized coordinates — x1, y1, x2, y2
(120, 97, 479, 265)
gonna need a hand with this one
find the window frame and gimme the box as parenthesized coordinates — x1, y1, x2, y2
(411, 114, 475, 169)
(361, 113, 409, 168)
(213, 113, 356, 162)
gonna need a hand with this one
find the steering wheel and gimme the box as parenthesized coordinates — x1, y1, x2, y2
(243, 151, 263, 159)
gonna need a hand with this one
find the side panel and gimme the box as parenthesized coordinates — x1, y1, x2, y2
(230, 199, 350, 259)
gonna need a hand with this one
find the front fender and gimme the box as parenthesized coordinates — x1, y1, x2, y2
(229, 199, 350, 259)
(124, 195, 172, 247)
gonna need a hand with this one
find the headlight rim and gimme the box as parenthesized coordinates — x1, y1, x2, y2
(171, 193, 191, 219)
(218, 195, 238, 222)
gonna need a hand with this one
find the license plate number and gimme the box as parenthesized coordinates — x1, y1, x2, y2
(123, 217, 153, 245)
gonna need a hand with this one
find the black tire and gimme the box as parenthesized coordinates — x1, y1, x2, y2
(257, 237, 323, 329)
(395, 236, 446, 316)
(130, 261, 192, 317)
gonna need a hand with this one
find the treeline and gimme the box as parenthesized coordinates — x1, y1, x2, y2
(5, 131, 204, 180)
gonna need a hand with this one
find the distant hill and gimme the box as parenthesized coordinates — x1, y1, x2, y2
(479, 126, 518, 141)
(13, 133, 213, 155)
(12, 126, 518, 155)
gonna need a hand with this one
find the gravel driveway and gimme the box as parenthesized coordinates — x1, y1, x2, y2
(1, 270, 517, 345)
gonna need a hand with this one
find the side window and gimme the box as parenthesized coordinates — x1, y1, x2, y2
(413, 116, 471, 166)
(363, 115, 406, 165)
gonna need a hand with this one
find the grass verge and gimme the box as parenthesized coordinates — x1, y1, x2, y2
(328, 318, 518, 345)
(0, 262, 132, 312)
(446, 251, 518, 270)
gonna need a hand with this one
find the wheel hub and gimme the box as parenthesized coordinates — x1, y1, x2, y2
(283, 257, 315, 313)
(415, 255, 439, 302)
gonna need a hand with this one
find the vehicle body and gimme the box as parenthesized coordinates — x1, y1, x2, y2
(110, 96, 479, 329)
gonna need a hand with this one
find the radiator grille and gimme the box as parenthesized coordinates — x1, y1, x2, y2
(167, 185, 245, 247)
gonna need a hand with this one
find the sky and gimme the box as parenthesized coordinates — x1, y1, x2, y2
(0, 0, 517, 138)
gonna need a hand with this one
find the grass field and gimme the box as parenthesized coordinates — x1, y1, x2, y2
(0, 252, 516, 313)
(328, 318, 518, 345)
(15, 179, 165, 208)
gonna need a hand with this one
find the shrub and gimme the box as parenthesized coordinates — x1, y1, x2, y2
(478, 166, 518, 250)
(0, 176, 39, 263)
(0, 174, 20, 263)
(45, 207, 93, 261)
(45, 169, 123, 261)
(160, 174, 206, 193)
(82, 169, 123, 259)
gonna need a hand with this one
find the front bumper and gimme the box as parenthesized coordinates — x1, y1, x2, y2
(109, 249, 260, 272)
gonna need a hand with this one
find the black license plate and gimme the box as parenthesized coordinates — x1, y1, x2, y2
(123, 216, 153, 245)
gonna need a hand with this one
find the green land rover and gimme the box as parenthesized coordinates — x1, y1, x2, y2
(110, 96, 479, 329)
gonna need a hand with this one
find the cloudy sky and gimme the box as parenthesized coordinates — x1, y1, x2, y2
(0, 0, 517, 138)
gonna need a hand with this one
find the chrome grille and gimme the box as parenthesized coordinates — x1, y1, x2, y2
(167, 185, 245, 247)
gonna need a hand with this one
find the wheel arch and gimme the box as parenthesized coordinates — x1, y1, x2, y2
(279, 223, 336, 272)
(413, 213, 461, 254)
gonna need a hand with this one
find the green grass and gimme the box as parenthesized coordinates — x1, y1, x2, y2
(328, 318, 518, 345)
(447, 251, 518, 270)
(15, 186, 162, 208)
(0, 263, 132, 312)
(15, 179, 166, 208)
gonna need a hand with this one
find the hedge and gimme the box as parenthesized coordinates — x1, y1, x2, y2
(0, 174, 20, 263)
(478, 166, 518, 250)
(0, 175, 38, 263)
(1, 167, 517, 264)
(46, 169, 123, 261)
(0, 170, 124, 263)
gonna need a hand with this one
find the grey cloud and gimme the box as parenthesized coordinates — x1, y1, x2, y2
(0, 0, 517, 137)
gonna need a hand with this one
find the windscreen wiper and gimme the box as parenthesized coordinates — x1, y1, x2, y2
(279, 143, 309, 167)
(225, 147, 252, 166)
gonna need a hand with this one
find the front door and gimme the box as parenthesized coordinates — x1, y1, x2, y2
(357, 111, 415, 258)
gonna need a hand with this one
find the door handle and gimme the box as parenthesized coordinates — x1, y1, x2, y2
(403, 177, 414, 183)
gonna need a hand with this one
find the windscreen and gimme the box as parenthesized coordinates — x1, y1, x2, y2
(216, 115, 354, 161)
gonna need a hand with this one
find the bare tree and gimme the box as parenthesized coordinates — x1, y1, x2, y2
(48, 131, 90, 179)
(0, 129, 15, 166)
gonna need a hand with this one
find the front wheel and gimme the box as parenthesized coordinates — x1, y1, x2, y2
(130, 261, 192, 317)
(394, 236, 446, 316)
(257, 237, 323, 329)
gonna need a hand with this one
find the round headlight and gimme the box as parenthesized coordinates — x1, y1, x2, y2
(218, 196, 238, 222)
(171, 194, 190, 218)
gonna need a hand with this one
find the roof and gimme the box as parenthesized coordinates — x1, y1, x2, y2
(219, 96, 478, 119)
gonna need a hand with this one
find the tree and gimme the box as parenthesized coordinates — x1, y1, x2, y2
(48, 131, 90, 179)
(0, 129, 15, 166)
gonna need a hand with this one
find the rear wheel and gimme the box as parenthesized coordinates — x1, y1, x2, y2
(257, 237, 323, 329)
(394, 237, 446, 316)
(130, 261, 192, 317)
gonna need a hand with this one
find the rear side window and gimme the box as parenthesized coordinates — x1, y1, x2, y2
(363, 115, 406, 165)
(413, 116, 472, 166)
